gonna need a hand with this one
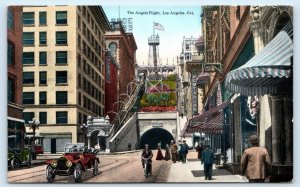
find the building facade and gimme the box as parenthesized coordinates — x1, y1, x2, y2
(8, 6, 25, 148)
(22, 6, 110, 153)
(104, 50, 120, 116)
(105, 22, 137, 99)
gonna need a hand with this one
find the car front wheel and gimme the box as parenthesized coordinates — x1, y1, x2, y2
(93, 160, 99, 176)
(11, 158, 20, 170)
(46, 164, 55, 183)
(74, 164, 82, 183)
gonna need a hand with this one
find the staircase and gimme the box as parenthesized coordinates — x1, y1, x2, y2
(109, 81, 145, 144)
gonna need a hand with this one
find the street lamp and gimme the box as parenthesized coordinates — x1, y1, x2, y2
(28, 118, 40, 160)
(80, 123, 88, 145)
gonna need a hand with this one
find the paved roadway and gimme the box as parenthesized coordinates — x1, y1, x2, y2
(8, 150, 246, 183)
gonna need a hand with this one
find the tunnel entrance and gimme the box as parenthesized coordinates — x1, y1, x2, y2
(139, 128, 174, 149)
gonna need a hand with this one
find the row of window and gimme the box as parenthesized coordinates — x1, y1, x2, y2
(23, 31, 67, 46)
(23, 11, 67, 26)
(23, 91, 67, 105)
(79, 36, 104, 67)
(23, 111, 68, 124)
(22, 51, 67, 65)
(79, 55, 103, 83)
(23, 71, 67, 85)
(79, 75, 103, 102)
(82, 94, 102, 115)
(78, 6, 105, 46)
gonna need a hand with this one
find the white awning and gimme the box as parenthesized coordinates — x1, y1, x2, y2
(225, 22, 293, 96)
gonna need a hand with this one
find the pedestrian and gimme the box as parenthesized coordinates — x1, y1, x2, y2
(164, 144, 171, 161)
(201, 145, 214, 180)
(128, 143, 131, 151)
(241, 134, 272, 183)
(170, 140, 178, 163)
(156, 142, 164, 160)
(195, 142, 204, 160)
(177, 140, 183, 162)
(181, 140, 189, 163)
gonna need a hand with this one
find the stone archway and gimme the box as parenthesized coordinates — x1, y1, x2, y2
(139, 128, 174, 149)
(268, 9, 292, 41)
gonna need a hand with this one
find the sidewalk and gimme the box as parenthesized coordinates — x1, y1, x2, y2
(166, 150, 248, 183)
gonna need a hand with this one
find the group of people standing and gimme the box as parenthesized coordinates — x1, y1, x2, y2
(155, 140, 189, 163)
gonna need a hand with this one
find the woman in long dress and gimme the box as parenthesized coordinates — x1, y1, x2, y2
(156, 143, 164, 160)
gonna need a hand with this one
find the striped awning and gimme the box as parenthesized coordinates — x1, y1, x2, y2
(185, 112, 224, 134)
(183, 100, 230, 135)
(197, 72, 210, 85)
(225, 22, 293, 96)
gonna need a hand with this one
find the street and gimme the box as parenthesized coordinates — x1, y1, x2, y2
(8, 150, 246, 183)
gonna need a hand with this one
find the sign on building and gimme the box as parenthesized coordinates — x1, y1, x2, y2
(111, 18, 133, 32)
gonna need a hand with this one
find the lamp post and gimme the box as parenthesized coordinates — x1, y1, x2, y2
(28, 118, 40, 160)
(80, 123, 88, 146)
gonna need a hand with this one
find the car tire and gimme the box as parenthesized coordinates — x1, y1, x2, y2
(74, 164, 82, 183)
(93, 160, 99, 176)
(46, 164, 55, 183)
(11, 158, 20, 170)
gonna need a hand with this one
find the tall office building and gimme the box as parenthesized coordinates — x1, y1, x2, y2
(22, 6, 110, 153)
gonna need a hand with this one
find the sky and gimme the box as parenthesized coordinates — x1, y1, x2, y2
(103, 6, 202, 66)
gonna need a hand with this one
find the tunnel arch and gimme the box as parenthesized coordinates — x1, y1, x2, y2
(139, 128, 174, 149)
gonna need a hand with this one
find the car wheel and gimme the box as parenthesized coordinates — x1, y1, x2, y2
(11, 158, 20, 170)
(93, 160, 99, 176)
(46, 164, 55, 183)
(74, 164, 82, 183)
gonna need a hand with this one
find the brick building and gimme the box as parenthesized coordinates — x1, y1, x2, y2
(7, 6, 25, 148)
(104, 50, 120, 117)
(105, 22, 137, 99)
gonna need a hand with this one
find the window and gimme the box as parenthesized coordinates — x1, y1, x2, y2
(23, 112, 34, 124)
(77, 15, 81, 30)
(23, 72, 34, 84)
(8, 41, 15, 65)
(56, 111, 68, 124)
(56, 51, 67, 64)
(23, 32, 34, 45)
(39, 12, 47, 25)
(56, 91, 68, 104)
(39, 71, 47, 85)
(23, 92, 34, 104)
(39, 32, 47, 45)
(56, 31, 67, 45)
(22, 12, 34, 25)
(56, 71, 67, 84)
(56, 11, 67, 24)
(78, 92, 81, 106)
(39, 112, 47, 124)
(78, 73, 81, 88)
(39, 92, 47, 104)
(106, 61, 111, 82)
(109, 42, 117, 57)
(39, 52, 47, 65)
(185, 43, 190, 50)
(7, 9, 14, 30)
(22, 52, 34, 64)
(8, 78, 15, 103)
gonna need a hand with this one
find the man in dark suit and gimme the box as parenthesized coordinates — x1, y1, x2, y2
(201, 145, 214, 180)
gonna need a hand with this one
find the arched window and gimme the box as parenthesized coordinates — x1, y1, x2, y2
(108, 42, 117, 57)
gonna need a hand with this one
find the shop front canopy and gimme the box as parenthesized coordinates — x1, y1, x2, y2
(225, 22, 293, 96)
(183, 100, 230, 135)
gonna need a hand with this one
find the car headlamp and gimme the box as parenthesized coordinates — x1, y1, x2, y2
(51, 161, 57, 168)
(66, 160, 72, 168)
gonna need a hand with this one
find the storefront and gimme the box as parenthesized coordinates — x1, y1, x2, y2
(8, 117, 25, 149)
(225, 21, 293, 181)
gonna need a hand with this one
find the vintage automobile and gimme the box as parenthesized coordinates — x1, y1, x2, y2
(45, 143, 100, 183)
(8, 146, 31, 169)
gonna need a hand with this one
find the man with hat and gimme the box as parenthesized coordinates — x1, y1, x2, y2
(241, 134, 272, 182)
